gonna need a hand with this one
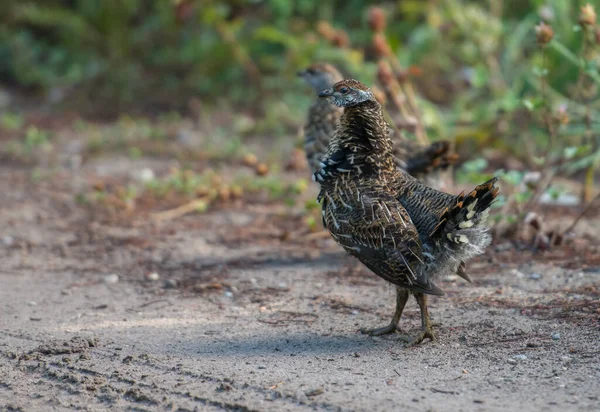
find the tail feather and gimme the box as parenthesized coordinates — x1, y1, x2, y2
(425, 178, 498, 285)
(430, 177, 500, 243)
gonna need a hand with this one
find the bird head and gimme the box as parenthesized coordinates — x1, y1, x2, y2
(318, 79, 375, 108)
(297, 63, 343, 92)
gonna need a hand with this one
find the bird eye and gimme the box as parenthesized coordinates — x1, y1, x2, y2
(339, 87, 349, 94)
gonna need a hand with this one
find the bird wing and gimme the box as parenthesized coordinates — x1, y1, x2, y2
(326, 188, 444, 295)
(399, 140, 459, 176)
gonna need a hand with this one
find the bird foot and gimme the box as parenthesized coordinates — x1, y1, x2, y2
(404, 327, 437, 347)
(360, 323, 398, 336)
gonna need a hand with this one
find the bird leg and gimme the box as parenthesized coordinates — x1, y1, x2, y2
(404, 292, 437, 346)
(361, 287, 409, 336)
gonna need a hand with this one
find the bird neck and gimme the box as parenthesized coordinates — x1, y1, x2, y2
(319, 100, 396, 180)
(310, 96, 341, 117)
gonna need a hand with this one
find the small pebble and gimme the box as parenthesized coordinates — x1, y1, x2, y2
(2, 235, 14, 246)
(224, 291, 233, 298)
(146, 272, 160, 281)
(507, 358, 517, 365)
(176, 129, 197, 146)
(305, 388, 324, 397)
(512, 269, 525, 278)
(216, 383, 233, 392)
(552, 332, 561, 340)
(104, 274, 119, 285)
(164, 279, 178, 289)
(528, 273, 541, 280)
(67, 155, 82, 170)
(27, 301, 37, 306)
(131, 168, 155, 183)
(560, 356, 571, 363)
(351, 310, 359, 315)
(495, 242, 512, 252)
(513, 354, 528, 361)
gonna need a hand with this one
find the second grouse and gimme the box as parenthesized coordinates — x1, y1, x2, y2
(298, 63, 457, 183)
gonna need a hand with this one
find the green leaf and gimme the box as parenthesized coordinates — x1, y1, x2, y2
(1, 112, 24, 130)
(550, 40, 600, 86)
(514, 191, 533, 204)
(254, 27, 297, 48)
(499, 170, 525, 187)
(523, 99, 535, 111)
(563, 146, 578, 159)
(491, 195, 507, 208)
(532, 156, 546, 166)
(462, 158, 488, 173)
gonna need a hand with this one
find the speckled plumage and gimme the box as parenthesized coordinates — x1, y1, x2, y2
(315, 79, 499, 344)
(298, 63, 457, 181)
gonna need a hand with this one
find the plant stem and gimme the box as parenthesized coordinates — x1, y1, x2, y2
(550, 40, 600, 86)
(562, 192, 600, 234)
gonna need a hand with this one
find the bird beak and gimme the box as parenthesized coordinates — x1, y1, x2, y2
(318, 88, 334, 98)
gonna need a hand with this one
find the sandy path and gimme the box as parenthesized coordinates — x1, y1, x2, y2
(1, 164, 599, 412)
(2, 251, 599, 411)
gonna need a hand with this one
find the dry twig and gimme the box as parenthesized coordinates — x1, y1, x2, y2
(151, 197, 208, 221)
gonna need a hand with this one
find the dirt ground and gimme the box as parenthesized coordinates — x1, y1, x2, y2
(1, 142, 599, 412)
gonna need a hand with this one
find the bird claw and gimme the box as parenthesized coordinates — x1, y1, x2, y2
(360, 323, 399, 336)
(403, 327, 437, 347)
(360, 323, 437, 346)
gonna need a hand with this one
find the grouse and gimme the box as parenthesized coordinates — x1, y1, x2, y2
(298, 63, 456, 181)
(315, 79, 499, 345)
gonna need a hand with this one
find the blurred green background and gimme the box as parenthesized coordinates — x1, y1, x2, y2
(1, 0, 599, 181)
(0, 1, 595, 109)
